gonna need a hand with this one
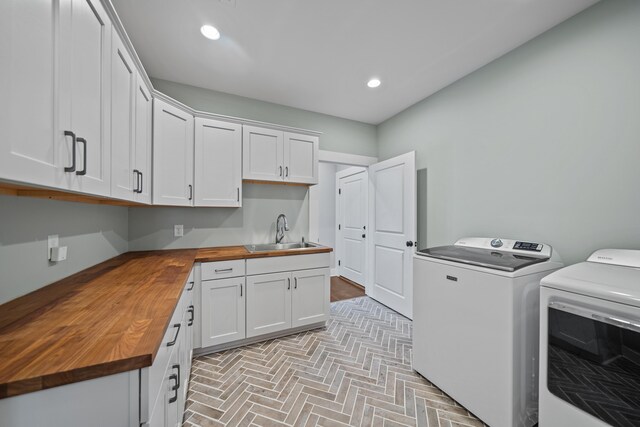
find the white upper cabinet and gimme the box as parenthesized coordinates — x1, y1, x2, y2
(195, 118, 242, 207)
(133, 73, 152, 204)
(284, 132, 319, 184)
(0, 0, 61, 188)
(153, 98, 194, 206)
(0, 0, 112, 195)
(243, 126, 318, 184)
(110, 33, 136, 201)
(242, 126, 284, 182)
(59, 0, 112, 196)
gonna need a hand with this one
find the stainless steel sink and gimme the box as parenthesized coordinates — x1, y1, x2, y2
(244, 242, 321, 253)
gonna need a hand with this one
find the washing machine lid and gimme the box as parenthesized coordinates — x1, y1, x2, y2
(416, 245, 550, 272)
(541, 250, 640, 307)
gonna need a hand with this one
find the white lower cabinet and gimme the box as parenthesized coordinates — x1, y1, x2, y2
(201, 277, 246, 347)
(291, 268, 331, 328)
(246, 272, 292, 338)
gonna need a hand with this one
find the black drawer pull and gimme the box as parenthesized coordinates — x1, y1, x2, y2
(215, 268, 233, 273)
(446, 275, 458, 282)
(166, 323, 181, 346)
(187, 281, 194, 291)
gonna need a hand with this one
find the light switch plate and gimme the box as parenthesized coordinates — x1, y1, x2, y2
(48, 235, 59, 259)
(174, 225, 184, 237)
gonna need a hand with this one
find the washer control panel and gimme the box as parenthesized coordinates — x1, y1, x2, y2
(513, 241, 543, 252)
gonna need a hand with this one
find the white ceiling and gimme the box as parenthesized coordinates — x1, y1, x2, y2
(112, 0, 598, 124)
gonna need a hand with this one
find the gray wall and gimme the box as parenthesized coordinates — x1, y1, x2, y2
(0, 195, 128, 305)
(128, 184, 308, 250)
(377, 0, 640, 265)
(152, 78, 378, 157)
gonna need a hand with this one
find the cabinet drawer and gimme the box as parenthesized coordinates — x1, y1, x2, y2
(246, 253, 330, 276)
(202, 259, 245, 280)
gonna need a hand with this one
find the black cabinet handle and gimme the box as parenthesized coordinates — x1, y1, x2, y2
(187, 281, 194, 291)
(294, 277, 297, 289)
(139, 172, 143, 193)
(285, 166, 289, 177)
(237, 187, 240, 202)
(173, 363, 181, 388)
(287, 277, 290, 290)
(166, 323, 181, 346)
(188, 184, 193, 200)
(133, 169, 140, 193)
(168, 373, 178, 403)
(279, 166, 283, 177)
(188, 306, 194, 326)
(75, 137, 87, 176)
(64, 131, 76, 172)
(240, 283, 243, 297)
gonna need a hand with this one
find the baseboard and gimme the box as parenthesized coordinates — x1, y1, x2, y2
(338, 275, 365, 290)
(193, 322, 326, 356)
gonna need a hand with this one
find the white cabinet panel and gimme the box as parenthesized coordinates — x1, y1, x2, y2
(195, 118, 242, 207)
(242, 126, 283, 181)
(0, 0, 61, 188)
(110, 33, 136, 200)
(133, 74, 152, 204)
(60, 0, 112, 196)
(284, 132, 318, 184)
(201, 278, 246, 347)
(153, 99, 194, 206)
(292, 268, 330, 328)
(246, 272, 292, 338)
(201, 260, 245, 281)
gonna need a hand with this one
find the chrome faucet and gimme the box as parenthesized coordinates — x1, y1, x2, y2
(275, 214, 289, 244)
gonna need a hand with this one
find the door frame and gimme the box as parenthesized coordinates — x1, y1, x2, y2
(335, 166, 368, 289)
(308, 150, 377, 275)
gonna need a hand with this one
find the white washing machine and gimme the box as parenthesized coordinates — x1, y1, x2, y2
(413, 237, 564, 427)
(539, 249, 640, 427)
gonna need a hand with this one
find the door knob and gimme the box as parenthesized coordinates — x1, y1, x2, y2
(406, 241, 414, 247)
(362, 234, 366, 238)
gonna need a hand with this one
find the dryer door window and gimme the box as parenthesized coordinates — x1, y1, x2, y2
(547, 302, 640, 426)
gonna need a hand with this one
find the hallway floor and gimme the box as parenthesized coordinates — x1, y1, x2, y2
(330, 276, 366, 302)
(183, 297, 484, 427)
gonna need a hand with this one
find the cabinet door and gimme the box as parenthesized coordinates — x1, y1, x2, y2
(0, 0, 63, 188)
(242, 126, 284, 182)
(246, 272, 291, 338)
(133, 73, 152, 204)
(60, 0, 112, 196)
(283, 132, 319, 184)
(153, 98, 194, 206)
(110, 33, 136, 201)
(291, 268, 330, 328)
(201, 278, 246, 347)
(194, 118, 242, 207)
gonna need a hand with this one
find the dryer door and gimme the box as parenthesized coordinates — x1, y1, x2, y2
(547, 301, 640, 426)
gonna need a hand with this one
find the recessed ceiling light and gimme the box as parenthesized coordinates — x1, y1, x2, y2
(367, 78, 381, 88)
(201, 25, 221, 40)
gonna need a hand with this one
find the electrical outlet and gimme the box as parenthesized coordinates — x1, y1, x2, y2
(174, 225, 184, 237)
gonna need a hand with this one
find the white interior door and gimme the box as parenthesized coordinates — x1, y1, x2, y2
(336, 167, 368, 287)
(368, 152, 416, 319)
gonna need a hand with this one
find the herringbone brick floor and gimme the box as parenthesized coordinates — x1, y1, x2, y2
(183, 296, 485, 427)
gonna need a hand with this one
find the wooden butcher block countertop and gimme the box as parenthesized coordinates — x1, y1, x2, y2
(0, 244, 331, 399)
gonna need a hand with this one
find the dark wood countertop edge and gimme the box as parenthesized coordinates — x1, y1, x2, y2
(194, 246, 333, 262)
(0, 354, 151, 399)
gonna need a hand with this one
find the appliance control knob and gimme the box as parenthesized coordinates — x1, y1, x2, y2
(490, 238, 503, 248)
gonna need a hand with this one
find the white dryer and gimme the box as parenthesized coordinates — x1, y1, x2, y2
(413, 237, 563, 427)
(540, 249, 640, 427)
